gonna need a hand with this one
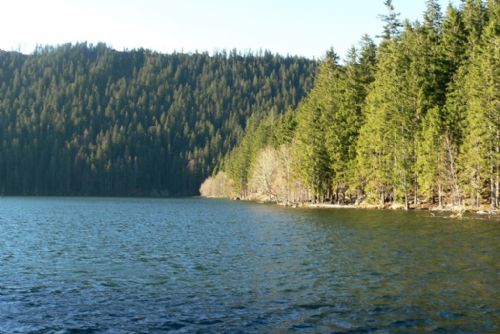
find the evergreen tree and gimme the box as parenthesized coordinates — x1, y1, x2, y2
(324, 46, 373, 203)
(378, 0, 403, 40)
(292, 54, 336, 201)
(460, 2, 499, 208)
(462, 0, 488, 46)
(355, 40, 402, 206)
(196, 0, 499, 211)
(441, 3, 468, 84)
(416, 106, 449, 206)
(0, 44, 315, 196)
(424, 0, 443, 33)
(358, 35, 378, 90)
(273, 110, 297, 146)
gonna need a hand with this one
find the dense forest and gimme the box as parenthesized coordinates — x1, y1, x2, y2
(0, 45, 315, 195)
(201, 0, 499, 211)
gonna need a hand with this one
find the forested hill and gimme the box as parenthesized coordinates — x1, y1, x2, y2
(0, 44, 316, 196)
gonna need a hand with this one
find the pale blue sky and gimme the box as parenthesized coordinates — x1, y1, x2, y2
(1, 0, 460, 59)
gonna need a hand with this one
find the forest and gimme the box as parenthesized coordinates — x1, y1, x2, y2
(0, 45, 315, 195)
(201, 0, 499, 211)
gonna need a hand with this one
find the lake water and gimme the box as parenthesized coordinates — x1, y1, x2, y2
(0, 197, 498, 333)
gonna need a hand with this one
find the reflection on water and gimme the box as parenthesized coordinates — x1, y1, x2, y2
(0, 197, 498, 333)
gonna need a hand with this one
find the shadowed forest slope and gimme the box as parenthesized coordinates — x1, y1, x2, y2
(0, 44, 315, 195)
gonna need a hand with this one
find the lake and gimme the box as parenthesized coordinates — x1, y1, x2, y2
(0, 197, 498, 333)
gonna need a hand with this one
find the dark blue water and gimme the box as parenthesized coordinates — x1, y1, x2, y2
(0, 197, 498, 333)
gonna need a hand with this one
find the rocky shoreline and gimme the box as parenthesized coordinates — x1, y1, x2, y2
(206, 196, 499, 218)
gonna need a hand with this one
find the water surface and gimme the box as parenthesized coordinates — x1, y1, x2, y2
(0, 197, 498, 333)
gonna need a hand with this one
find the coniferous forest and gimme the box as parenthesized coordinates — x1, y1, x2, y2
(0, 45, 315, 195)
(201, 0, 499, 211)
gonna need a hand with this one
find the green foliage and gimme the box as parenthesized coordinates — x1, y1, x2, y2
(0, 44, 315, 195)
(273, 110, 297, 146)
(416, 106, 443, 200)
(459, 2, 499, 207)
(355, 42, 392, 203)
(224, 113, 278, 196)
(324, 45, 376, 201)
(378, 0, 403, 40)
(292, 58, 335, 201)
(218, 0, 498, 210)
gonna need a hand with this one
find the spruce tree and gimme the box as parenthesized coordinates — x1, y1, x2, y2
(378, 0, 403, 40)
(462, 0, 488, 46)
(324, 45, 375, 203)
(357, 35, 378, 91)
(292, 55, 336, 202)
(416, 106, 448, 206)
(460, 2, 499, 208)
(355, 40, 401, 206)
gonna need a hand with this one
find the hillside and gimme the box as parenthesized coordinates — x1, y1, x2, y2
(0, 44, 315, 195)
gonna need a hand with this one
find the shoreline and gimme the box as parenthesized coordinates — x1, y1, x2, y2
(303, 202, 499, 217)
(204, 196, 500, 218)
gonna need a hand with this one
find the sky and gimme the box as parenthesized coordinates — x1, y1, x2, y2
(1, 0, 460, 59)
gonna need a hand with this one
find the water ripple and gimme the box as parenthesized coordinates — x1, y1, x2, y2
(0, 197, 498, 333)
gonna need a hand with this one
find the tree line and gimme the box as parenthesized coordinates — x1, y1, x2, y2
(201, 0, 499, 211)
(0, 44, 315, 195)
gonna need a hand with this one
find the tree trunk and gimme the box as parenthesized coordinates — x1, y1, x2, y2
(491, 175, 495, 209)
(445, 135, 460, 206)
(438, 183, 443, 208)
(496, 141, 499, 208)
(414, 179, 418, 207)
(495, 172, 499, 209)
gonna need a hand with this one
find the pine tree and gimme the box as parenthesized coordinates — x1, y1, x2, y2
(439, 3, 469, 205)
(424, 0, 443, 33)
(324, 46, 374, 203)
(416, 106, 447, 206)
(462, 0, 488, 46)
(378, 0, 403, 40)
(323, 50, 349, 203)
(441, 3, 468, 79)
(225, 116, 260, 197)
(292, 55, 335, 202)
(355, 40, 401, 206)
(356, 23, 421, 209)
(460, 2, 499, 208)
(358, 35, 378, 90)
(273, 110, 297, 146)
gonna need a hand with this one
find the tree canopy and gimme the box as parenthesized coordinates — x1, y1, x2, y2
(0, 44, 315, 195)
(209, 0, 499, 211)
